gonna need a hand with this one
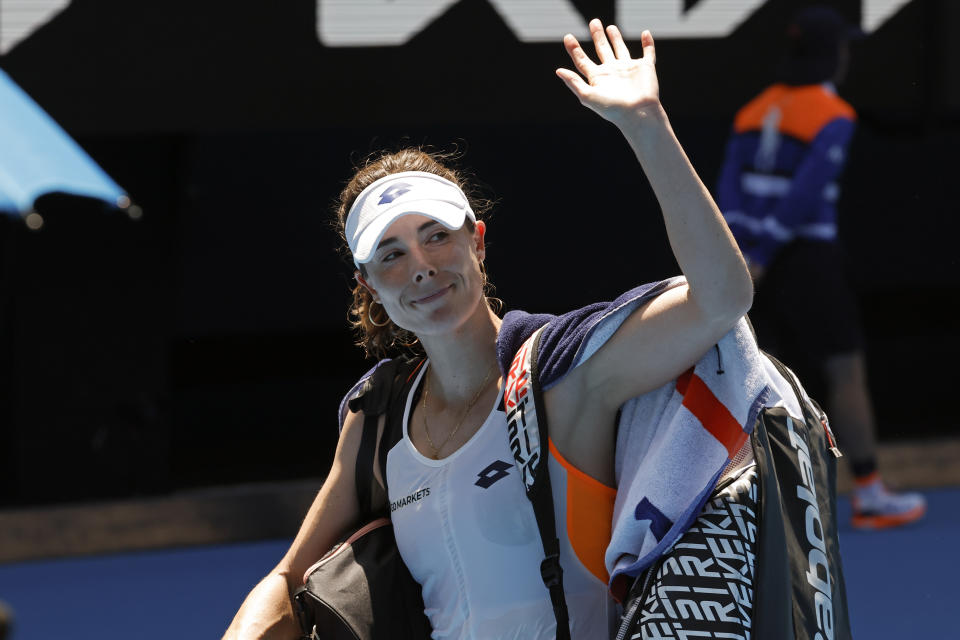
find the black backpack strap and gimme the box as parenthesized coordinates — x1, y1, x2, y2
(347, 358, 426, 518)
(505, 327, 571, 640)
(355, 409, 381, 516)
(377, 359, 427, 500)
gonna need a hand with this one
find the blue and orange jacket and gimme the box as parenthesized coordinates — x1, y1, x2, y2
(716, 83, 856, 267)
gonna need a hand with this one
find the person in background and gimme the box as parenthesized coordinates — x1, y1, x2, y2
(716, 5, 925, 529)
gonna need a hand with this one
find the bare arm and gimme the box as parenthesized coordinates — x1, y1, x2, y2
(222, 409, 366, 639)
(555, 20, 753, 410)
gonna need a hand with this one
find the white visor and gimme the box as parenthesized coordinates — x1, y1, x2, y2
(345, 171, 475, 265)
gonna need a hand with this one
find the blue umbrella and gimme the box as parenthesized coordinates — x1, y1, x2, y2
(0, 68, 126, 219)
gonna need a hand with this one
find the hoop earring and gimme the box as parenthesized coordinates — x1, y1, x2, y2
(368, 301, 391, 327)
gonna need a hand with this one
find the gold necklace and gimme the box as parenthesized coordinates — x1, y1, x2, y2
(422, 362, 497, 459)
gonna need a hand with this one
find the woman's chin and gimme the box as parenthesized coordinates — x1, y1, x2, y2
(405, 303, 482, 339)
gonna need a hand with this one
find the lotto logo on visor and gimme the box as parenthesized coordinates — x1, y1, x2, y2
(346, 171, 476, 265)
(378, 183, 412, 204)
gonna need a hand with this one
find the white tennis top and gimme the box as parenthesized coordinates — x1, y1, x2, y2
(387, 364, 618, 639)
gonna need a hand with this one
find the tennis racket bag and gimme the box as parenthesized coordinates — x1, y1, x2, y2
(746, 354, 852, 639)
(613, 353, 852, 640)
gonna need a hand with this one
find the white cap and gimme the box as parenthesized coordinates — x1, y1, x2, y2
(345, 171, 475, 265)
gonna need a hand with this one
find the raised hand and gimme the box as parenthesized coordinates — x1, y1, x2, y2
(556, 19, 660, 127)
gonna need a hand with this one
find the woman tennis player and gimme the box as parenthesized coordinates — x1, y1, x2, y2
(224, 19, 755, 639)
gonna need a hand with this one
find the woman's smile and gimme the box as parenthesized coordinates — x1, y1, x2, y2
(411, 284, 454, 306)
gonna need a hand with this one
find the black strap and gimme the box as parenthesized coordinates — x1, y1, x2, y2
(349, 358, 425, 518)
(355, 408, 380, 515)
(525, 329, 572, 640)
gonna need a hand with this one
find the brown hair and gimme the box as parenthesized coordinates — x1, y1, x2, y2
(334, 148, 496, 359)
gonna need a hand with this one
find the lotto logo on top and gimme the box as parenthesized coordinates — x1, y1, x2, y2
(475, 460, 512, 489)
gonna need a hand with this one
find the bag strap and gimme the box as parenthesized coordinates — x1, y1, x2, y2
(504, 327, 571, 640)
(355, 409, 380, 516)
(348, 358, 426, 518)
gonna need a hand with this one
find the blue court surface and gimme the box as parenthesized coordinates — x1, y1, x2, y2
(1, 488, 957, 639)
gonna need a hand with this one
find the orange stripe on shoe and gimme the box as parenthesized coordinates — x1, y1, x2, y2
(734, 84, 856, 142)
(851, 503, 926, 530)
(549, 438, 616, 584)
(675, 370, 748, 459)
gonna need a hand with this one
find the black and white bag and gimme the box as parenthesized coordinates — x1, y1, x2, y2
(745, 354, 851, 639)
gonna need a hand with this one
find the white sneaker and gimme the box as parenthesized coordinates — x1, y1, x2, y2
(851, 472, 926, 530)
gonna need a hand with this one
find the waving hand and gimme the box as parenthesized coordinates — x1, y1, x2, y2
(556, 19, 659, 127)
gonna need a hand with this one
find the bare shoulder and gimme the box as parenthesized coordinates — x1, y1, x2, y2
(321, 405, 368, 521)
